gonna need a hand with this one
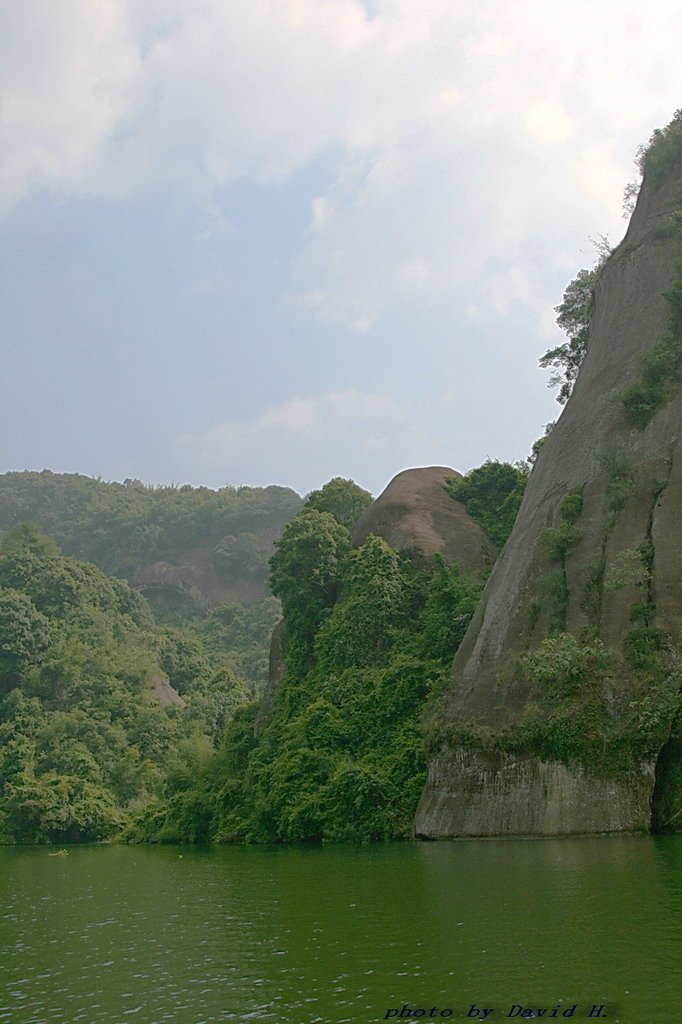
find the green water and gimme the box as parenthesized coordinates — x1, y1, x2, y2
(1, 838, 681, 1024)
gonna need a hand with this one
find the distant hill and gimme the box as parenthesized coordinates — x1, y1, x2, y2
(0, 470, 303, 608)
(0, 471, 304, 694)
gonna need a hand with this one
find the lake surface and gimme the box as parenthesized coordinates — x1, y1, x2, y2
(1, 837, 681, 1024)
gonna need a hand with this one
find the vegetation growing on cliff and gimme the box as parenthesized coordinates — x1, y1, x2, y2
(513, 632, 682, 773)
(433, 628, 682, 780)
(539, 232, 616, 406)
(538, 110, 682, 430)
(540, 487, 583, 633)
(445, 460, 527, 550)
(542, 112, 682, 413)
(619, 209, 682, 429)
(433, 461, 682, 792)
(540, 264, 603, 405)
(638, 109, 682, 189)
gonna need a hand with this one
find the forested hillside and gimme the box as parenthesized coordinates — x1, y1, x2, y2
(0, 465, 525, 845)
(0, 471, 302, 578)
(0, 471, 303, 693)
(0, 525, 249, 844)
(126, 468, 524, 844)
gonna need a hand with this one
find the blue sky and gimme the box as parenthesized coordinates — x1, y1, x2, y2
(1, 1, 681, 498)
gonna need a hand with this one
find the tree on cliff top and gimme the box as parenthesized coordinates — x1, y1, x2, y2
(445, 460, 527, 550)
(303, 477, 373, 528)
(540, 236, 612, 406)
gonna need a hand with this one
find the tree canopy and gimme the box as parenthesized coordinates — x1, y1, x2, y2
(445, 460, 527, 550)
(0, 470, 302, 577)
(0, 525, 251, 844)
(303, 477, 373, 528)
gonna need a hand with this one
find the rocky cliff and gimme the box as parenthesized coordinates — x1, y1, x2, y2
(416, 138, 682, 838)
(131, 543, 271, 615)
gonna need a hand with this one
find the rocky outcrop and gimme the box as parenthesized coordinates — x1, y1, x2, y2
(418, 749, 653, 836)
(351, 466, 495, 575)
(254, 619, 286, 734)
(151, 675, 186, 708)
(416, 154, 682, 838)
(132, 545, 269, 615)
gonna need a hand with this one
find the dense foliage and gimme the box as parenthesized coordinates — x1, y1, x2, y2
(0, 470, 302, 578)
(150, 593, 282, 693)
(127, 478, 484, 844)
(0, 527, 250, 844)
(466, 631, 682, 778)
(445, 460, 527, 550)
(303, 477, 373, 528)
(0, 470, 304, 694)
(638, 108, 682, 189)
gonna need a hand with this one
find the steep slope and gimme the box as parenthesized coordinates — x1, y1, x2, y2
(417, 131, 682, 837)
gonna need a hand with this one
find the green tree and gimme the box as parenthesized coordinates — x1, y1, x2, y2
(539, 267, 600, 404)
(0, 531, 205, 843)
(637, 108, 682, 188)
(446, 460, 527, 549)
(303, 477, 373, 529)
(416, 556, 482, 663)
(270, 510, 351, 667)
(0, 589, 51, 691)
(315, 535, 408, 670)
(213, 532, 268, 581)
(3, 770, 122, 843)
(0, 521, 60, 558)
(155, 628, 211, 694)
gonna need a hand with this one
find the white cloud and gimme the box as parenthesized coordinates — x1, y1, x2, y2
(0, 0, 141, 211)
(179, 389, 402, 471)
(2, 0, 681, 323)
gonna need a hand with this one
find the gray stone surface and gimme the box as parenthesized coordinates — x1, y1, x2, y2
(254, 618, 286, 734)
(416, 749, 653, 837)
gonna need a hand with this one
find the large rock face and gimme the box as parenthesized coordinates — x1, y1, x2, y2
(352, 466, 495, 576)
(416, 157, 682, 838)
(131, 543, 272, 614)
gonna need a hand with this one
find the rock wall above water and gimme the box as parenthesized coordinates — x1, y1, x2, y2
(417, 145, 682, 839)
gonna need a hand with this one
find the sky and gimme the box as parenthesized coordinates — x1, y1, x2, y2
(1, 1, 681, 499)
